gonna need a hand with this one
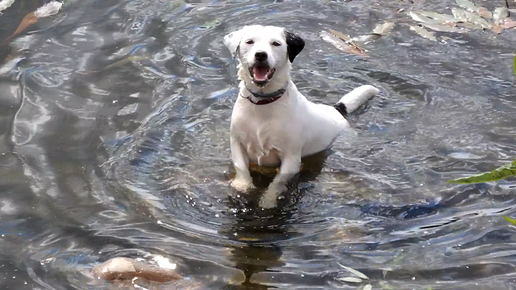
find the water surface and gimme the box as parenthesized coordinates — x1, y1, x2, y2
(1, 0, 516, 289)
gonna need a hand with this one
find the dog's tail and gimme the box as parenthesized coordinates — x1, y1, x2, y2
(334, 85, 380, 117)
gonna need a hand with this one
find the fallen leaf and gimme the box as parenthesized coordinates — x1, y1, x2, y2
(409, 25, 437, 41)
(502, 215, 516, 225)
(420, 22, 462, 32)
(456, 0, 480, 12)
(0, 0, 15, 14)
(337, 277, 363, 283)
(410, 11, 445, 25)
(447, 163, 516, 184)
(337, 262, 369, 280)
(352, 34, 382, 43)
(493, 7, 509, 24)
(372, 22, 395, 35)
(329, 29, 351, 41)
(464, 10, 492, 28)
(34, 1, 62, 18)
(501, 20, 516, 29)
(320, 31, 368, 57)
(417, 10, 457, 23)
(491, 24, 502, 34)
(452, 8, 492, 29)
(363, 285, 373, 290)
(513, 52, 516, 79)
(101, 55, 148, 71)
(2, 12, 38, 45)
(478, 7, 492, 19)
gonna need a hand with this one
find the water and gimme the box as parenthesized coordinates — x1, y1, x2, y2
(1, 0, 516, 289)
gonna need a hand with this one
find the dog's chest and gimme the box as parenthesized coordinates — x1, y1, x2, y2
(231, 113, 286, 166)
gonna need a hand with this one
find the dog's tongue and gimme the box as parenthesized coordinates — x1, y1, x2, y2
(253, 66, 269, 81)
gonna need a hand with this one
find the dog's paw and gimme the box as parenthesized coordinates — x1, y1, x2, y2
(230, 178, 255, 192)
(259, 192, 278, 209)
(259, 183, 286, 208)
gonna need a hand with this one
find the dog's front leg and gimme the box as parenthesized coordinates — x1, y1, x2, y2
(260, 152, 301, 209)
(230, 136, 255, 192)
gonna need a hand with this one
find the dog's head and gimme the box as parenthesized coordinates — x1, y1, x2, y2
(224, 25, 305, 88)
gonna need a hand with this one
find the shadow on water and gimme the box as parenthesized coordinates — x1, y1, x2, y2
(222, 152, 329, 289)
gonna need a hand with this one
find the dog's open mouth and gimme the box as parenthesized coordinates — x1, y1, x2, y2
(250, 65, 275, 85)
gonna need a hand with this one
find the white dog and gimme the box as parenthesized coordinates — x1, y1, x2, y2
(224, 25, 379, 208)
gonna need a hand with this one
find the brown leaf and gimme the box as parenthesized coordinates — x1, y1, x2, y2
(2, 12, 38, 45)
(491, 24, 503, 34)
(501, 20, 516, 29)
(329, 29, 351, 42)
(321, 31, 368, 57)
(478, 7, 492, 19)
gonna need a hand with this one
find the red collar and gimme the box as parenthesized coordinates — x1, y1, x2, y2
(242, 93, 283, 105)
(240, 88, 286, 105)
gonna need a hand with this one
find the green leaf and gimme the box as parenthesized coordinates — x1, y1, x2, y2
(514, 52, 516, 79)
(502, 215, 516, 226)
(447, 163, 516, 184)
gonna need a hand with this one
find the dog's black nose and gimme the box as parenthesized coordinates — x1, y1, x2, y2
(254, 51, 267, 62)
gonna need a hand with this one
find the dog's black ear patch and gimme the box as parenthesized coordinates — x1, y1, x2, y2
(285, 30, 305, 63)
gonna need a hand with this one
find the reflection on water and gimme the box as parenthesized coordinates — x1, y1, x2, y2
(1, 0, 516, 289)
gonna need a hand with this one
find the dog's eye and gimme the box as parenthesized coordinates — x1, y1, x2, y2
(272, 41, 281, 47)
(245, 39, 254, 45)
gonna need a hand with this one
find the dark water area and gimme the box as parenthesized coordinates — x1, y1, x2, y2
(0, 0, 516, 289)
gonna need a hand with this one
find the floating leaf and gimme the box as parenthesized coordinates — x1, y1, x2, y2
(491, 24, 502, 34)
(456, 0, 480, 12)
(0, 0, 15, 14)
(372, 22, 395, 35)
(502, 20, 516, 29)
(465, 11, 492, 29)
(410, 11, 462, 32)
(329, 29, 351, 41)
(417, 10, 457, 23)
(320, 31, 368, 57)
(200, 18, 221, 29)
(513, 52, 516, 79)
(452, 8, 492, 29)
(337, 262, 369, 280)
(2, 12, 38, 44)
(447, 163, 516, 184)
(410, 11, 446, 26)
(363, 284, 373, 290)
(493, 7, 509, 24)
(452, 8, 469, 22)
(478, 7, 492, 19)
(409, 25, 437, 41)
(337, 277, 363, 283)
(34, 1, 62, 18)
(502, 215, 516, 225)
(420, 22, 462, 32)
(352, 34, 382, 43)
(101, 55, 149, 72)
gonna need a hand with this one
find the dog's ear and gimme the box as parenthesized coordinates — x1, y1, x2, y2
(223, 27, 248, 58)
(284, 30, 305, 63)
